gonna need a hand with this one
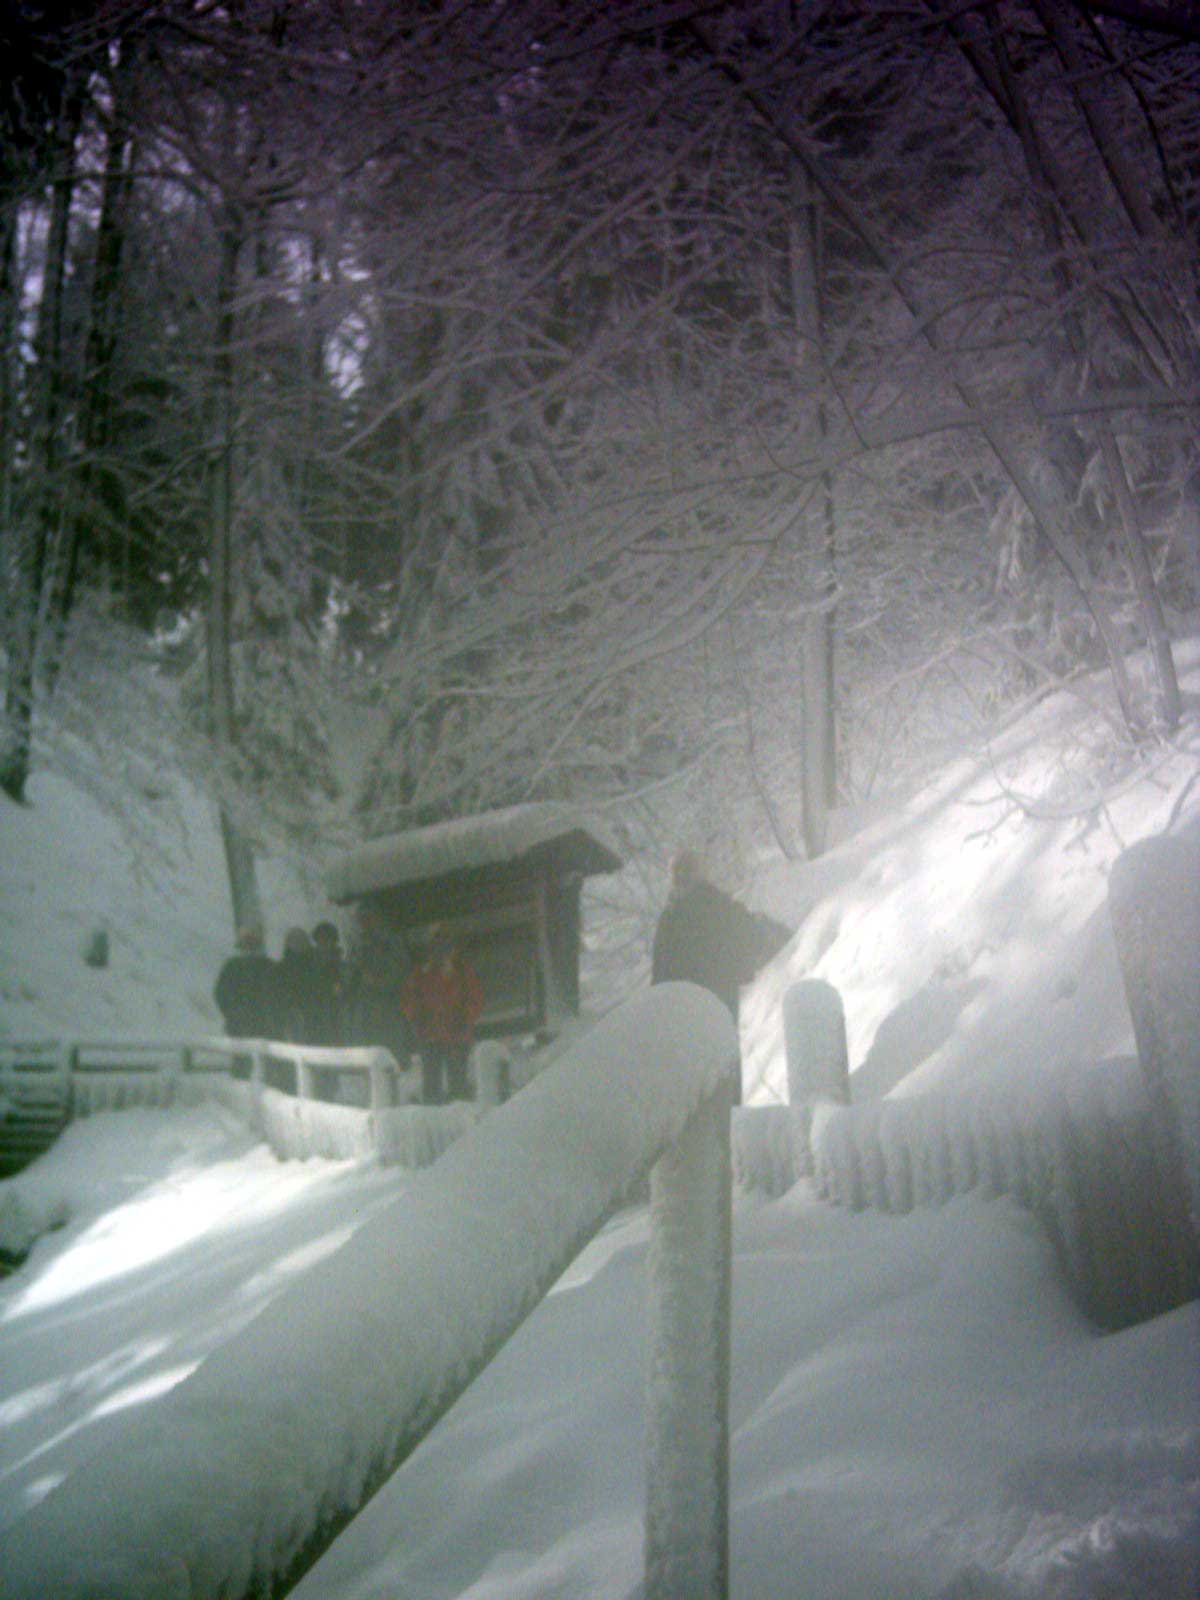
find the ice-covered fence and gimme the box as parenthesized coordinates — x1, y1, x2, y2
(731, 1102, 808, 1197)
(733, 925, 1197, 1330)
(735, 1058, 1189, 1331)
(473, 1037, 514, 1108)
(371, 1101, 478, 1167)
(219, 1041, 471, 1169)
(0, 984, 738, 1600)
(1108, 833, 1200, 1251)
(69, 1038, 188, 1114)
(730, 979, 848, 1200)
(1, 1034, 466, 1172)
(228, 1040, 431, 1164)
(784, 979, 850, 1105)
(0, 1041, 70, 1175)
(731, 1052, 1193, 1331)
(0, 1038, 237, 1174)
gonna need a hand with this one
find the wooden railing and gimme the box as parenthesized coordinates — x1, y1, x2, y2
(731, 900, 1199, 1336)
(0, 1040, 72, 1174)
(0, 1036, 424, 1173)
(0, 984, 739, 1600)
(0, 1038, 227, 1174)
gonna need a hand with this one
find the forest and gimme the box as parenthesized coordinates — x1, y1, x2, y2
(1, 0, 1196, 931)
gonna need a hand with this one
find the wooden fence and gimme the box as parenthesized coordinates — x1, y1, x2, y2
(0, 1037, 438, 1177)
(731, 951, 1198, 1332)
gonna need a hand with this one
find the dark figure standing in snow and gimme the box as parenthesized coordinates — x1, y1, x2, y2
(344, 910, 410, 1063)
(651, 850, 792, 1103)
(214, 924, 282, 1039)
(277, 926, 319, 1043)
(401, 923, 485, 1105)
(307, 921, 345, 1045)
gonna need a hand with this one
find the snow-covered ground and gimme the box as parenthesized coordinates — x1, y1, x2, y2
(0, 766, 318, 1041)
(1, 647, 1198, 1599)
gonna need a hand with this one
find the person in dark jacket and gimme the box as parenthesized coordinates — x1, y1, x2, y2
(344, 910, 411, 1063)
(213, 924, 282, 1039)
(651, 850, 792, 1102)
(400, 923, 485, 1105)
(307, 921, 345, 1045)
(277, 926, 318, 1043)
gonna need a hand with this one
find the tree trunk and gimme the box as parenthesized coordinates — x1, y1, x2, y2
(788, 168, 837, 856)
(51, 50, 137, 657)
(0, 85, 83, 801)
(206, 209, 262, 936)
(0, 204, 17, 540)
(702, 23, 1148, 743)
(1097, 428, 1181, 733)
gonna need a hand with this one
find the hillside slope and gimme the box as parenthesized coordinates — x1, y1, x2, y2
(0, 642, 1198, 1600)
(740, 638, 1200, 1106)
(0, 769, 322, 1041)
(2, 640, 1197, 1103)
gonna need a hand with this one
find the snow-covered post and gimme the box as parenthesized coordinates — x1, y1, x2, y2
(1109, 836, 1200, 1272)
(296, 1052, 317, 1102)
(645, 1077, 734, 1600)
(366, 1048, 396, 1111)
(783, 979, 849, 1105)
(473, 1040, 512, 1110)
(246, 1044, 267, 1139)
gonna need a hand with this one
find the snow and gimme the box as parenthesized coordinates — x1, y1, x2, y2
(2, 986, 736, 1600)
(1, 649, 1199, 1598)
(740, 635, 1200, 1109)
(323, 801, 620, 903)
(0, 769, 317, 1040)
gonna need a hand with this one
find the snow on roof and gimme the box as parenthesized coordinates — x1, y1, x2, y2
(324, 802, 622, 903)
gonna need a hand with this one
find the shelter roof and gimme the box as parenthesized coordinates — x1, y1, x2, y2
(325, 802, 621, 903)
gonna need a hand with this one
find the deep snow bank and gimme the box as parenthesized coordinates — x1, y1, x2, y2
(740, 639, 1200, 1106)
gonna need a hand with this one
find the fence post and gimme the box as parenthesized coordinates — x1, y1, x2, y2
(64, 1043, 79, 1119)
(473, 1041, 512, 1110)
(783, 979, 849, 1105)
(1108, 835, 1200, 1298)
(644, 1080, 732, 1600)
(367, 1051, 397, 1112)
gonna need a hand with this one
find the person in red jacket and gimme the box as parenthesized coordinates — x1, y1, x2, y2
(400, 923, 485, 1104)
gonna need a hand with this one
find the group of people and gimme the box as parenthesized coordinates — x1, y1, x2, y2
(213, 921, 346, 1048)
(213, 846, 787, 1110)
(213, 917, 486, 1106)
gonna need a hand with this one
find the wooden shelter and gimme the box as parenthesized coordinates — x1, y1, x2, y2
(324, 803, 621, 1042)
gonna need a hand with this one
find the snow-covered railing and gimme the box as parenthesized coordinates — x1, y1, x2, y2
(245, 1039, 411, 1111)
(733, 843, 1200, 1336)
(191, 1039, 482, 1169)
(0, 1041, 71, 1176)
(71, 1037, 210, 1114)
(731, 1051, 1195, 1331)
(1, 1036, 476, 1173)
(807, 1062, 1196, 1329)
(0, 1038, 222, 1174)
(0, 984, 739, 1600)
(0, 1036, 251, 1121)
